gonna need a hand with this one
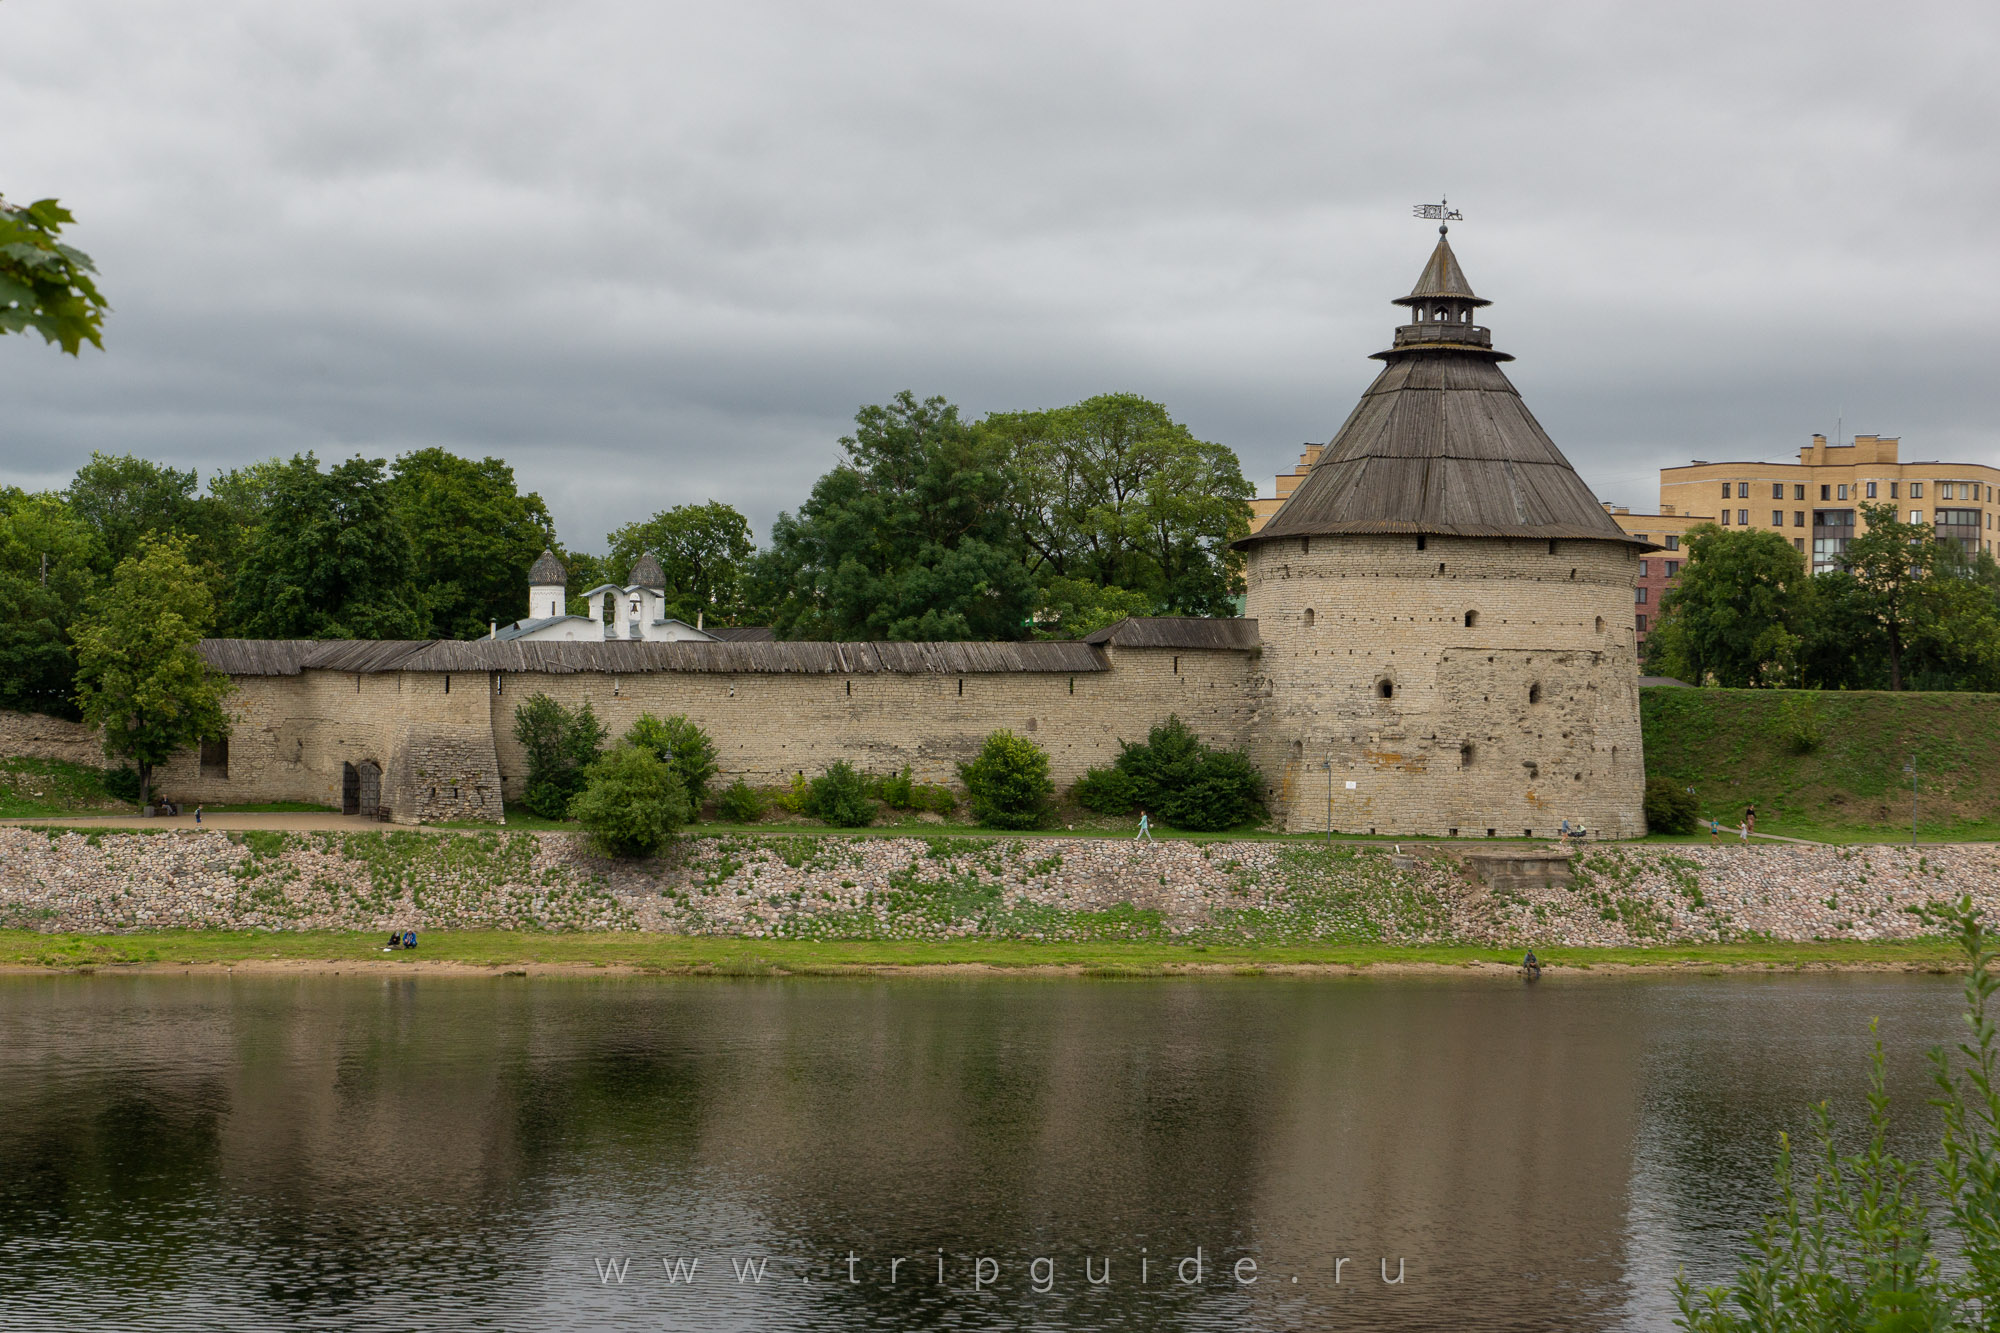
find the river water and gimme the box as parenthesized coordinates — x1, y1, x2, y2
(0, 972, 1968, 1331)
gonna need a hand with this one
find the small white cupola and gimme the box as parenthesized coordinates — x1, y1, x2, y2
(527, 549, 568, 620)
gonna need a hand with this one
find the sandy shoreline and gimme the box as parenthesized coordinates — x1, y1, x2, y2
(0, 957, 1964, 979)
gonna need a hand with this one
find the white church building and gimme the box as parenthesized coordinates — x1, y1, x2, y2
(494, 550, 724, 643)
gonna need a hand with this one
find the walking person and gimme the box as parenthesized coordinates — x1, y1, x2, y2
(194, 804, 203, 828)
(1135, 809, 1154, 842)
(1744, 804, 1756, 838)
(1737, 819, 1748, 843)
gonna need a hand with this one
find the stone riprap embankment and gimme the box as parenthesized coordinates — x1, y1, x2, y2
(0, 828, 1994, 946)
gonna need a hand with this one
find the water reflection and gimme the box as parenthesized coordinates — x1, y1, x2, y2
(0, 973, 1964, 1331)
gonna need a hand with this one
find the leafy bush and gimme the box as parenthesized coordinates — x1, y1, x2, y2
(869, 766, 916, 809)
(1643, 776, 1699, 834)
(867, 766, 957, 816)
(1775, 691, 1824, 754)
(568, 744, 688, 858)
(807, 761, 875, 827)
(717, 778, 765, 823)
(102, 765, 142, 803)
(512, 694, 606, 819)
(1070, 765, 1137, 815)
(959, 730, 1055, 830)
(624, 713, 720, 806)
(1113, 715, 1264, 831)
(1678, 899, 2000, 1329)
(770, 772, 812, 814)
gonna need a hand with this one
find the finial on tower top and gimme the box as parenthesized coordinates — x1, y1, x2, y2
(1412, 196, 1463, 236)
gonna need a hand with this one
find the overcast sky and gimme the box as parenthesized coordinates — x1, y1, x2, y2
(4, 1, 1997, 551)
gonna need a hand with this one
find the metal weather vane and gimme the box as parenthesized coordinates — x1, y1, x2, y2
(1412, 196, 1463, 234)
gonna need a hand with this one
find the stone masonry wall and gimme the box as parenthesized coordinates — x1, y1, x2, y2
(151, 669, 503, 826)
(1245, 534, 1647, 838)
(482, 644, 1257, 799)
(3, 828, 1994, 949)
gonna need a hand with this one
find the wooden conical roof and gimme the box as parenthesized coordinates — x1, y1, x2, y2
(1242, 238, 1643, 549)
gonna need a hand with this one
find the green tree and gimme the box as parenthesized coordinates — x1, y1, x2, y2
(986, 393, 1254, 619)
(0, 197, 107, 355)
(605, 502, 757, 627)
(1029, 575, 1157, 641)
(1646, 526, 1809, 687)
(569, 744, 688, 857)
(511, 695, 606, 820)
(959, 730, 1056, 829)
(227, 454, 428, 639)
(1112, 714, 1265, 831)
(0, 488, 97, 715)
(65, 453, 210, 578)
(623, 714, 721, 809)
(1838, 502, 1967, 692)
(751, 392, 1037, 640)
(388, 449, 558, 639)
(71, 536, 232, 806)
(559, 550, 613, 619)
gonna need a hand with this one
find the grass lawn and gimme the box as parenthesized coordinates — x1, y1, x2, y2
(0, 930, 1969, 974)
(0, 757, 134, 819)
(1642, 687, 2000, 843)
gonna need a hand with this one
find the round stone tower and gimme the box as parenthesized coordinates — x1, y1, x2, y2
(1241, 230, 1649, 838)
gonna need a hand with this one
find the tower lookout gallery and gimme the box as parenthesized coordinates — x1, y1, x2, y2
(1238, 228, 1650, 837)
(166, 233, 1650, 838)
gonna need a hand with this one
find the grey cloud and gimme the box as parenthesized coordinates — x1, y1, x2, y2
(1, 0, 1996, 548)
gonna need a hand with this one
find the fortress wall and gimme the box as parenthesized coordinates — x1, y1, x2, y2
(1244, 534, 1646, 838)
(485, 645, 1258, 801)
(153, 669, 503, 824)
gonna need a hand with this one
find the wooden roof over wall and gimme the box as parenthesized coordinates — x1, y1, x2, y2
(1081, 617, 1261, 650)
(198, 637, 1116, 677)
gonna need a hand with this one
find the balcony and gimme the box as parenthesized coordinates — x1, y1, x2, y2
(1392, 322, 1492, 349)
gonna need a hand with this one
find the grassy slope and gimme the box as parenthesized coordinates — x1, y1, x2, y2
(0, 757, 133, 819)
(0, 929, 1966, 972)
(1642, 687, 2000, 843)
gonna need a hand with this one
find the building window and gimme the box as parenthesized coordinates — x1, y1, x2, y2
(1837, 484, 1848, 500)
(1635, 586, 1648, 604)
(1638, 559, 1648, 577)
(1665, 535, 1679, 551)
(1890, 482, 1899, 499)
(1936, 508, 1982, 556)
(1794, 511, 1805, 527)
(1635, 613, 1647, 633)
(1665, 560, 1680, 577)
(1720, 510, 1730, 525)
(1772, 510, 1783, 526)
(1866, 481, 1877, 498)
(1911, 483, 1924, 498)
(1721, 482, 1732, 498)
(1812, 509, 1856, 571)
(1737, 482, 1749, 498)
(1772, 483, 1784, 499)
(1820, 485, 1831, 500)
(199, 737, 229, 779)
(1794, 484, 1806, 500)
(1738, 509, 1749, 525)
(1794, 538, 1805, 552)
(1912, 510, 1924, 524)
